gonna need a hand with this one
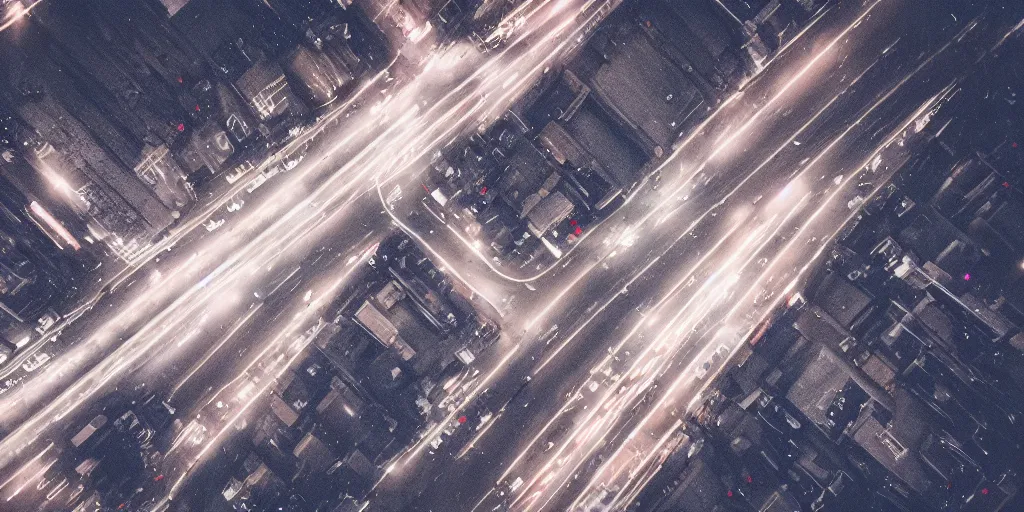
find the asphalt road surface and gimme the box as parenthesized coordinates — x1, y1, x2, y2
(0, 0, 635, 507)
(0, 0, 1021, 510)
(367, 1, 1024, 511)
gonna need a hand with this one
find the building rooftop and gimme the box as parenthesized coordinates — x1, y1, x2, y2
(812, 273, 872, 329)
(561, 100, 648, 190)
(354, 300, 400, 347)
(784, 344, 857, 432)
(170, 0, 262, 58)
(497, 139, 560, 217)
(654, 443, 732, 512)
(526, 190, 574, 238)
(639, 0, 744, 89)
(536, 121, 622, 209)
(281, 45, 354, 109)
(335, 449, 376, 498)
(293, 431, 340, 477)
(849, 389, 937, 497)
(269, 393, 301, 428)
(235, 60, 304, 121)
(591, 26, 703, 154)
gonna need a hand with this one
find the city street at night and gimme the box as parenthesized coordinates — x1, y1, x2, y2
(0, 0, 1023, 511)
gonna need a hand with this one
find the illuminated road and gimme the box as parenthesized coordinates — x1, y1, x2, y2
(367, 1, 1024, 511)
(0, 0, 1020, 509)
(0, 0, 634, 508)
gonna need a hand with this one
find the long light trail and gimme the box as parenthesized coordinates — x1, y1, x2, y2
(520, 40, 889, 376)
(423, 0, 885, 284)
(524, 23, 897, 377)
(0, 0, 42, 32)
(0, 0, 629, 501)
(494, 216, 751, 487)
(2, 0, 1007, 507)
(561, 91, 952, 512)
(549, 60, 965, 512)
(362, 0, 644, 479)
(376, 29, 897, 475)
(0, 442, 53, 494)
(580, 92, 948, 510)
(0, 68, 394, 395)
(469, 9, 990, 509)
(166, 303, 265, 400)
(377, 26, 899, 472)
(3, 64, 393, 353)
(564, 209, 815, 509)
(162, 244, 376, 500)
(14, 0, 794, 491)
(366, 1, 634, 484)
(515, 203, 805, 512)
(520, 3, 970, 367)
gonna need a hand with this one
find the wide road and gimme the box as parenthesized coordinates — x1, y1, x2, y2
(368, 1, 1024, 511)
(0, 0, 622, 507)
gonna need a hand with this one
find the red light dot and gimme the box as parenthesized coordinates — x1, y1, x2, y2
(154, 474, 165, 482)
(1004, 182, 1011, 188)
(1013, 142, 1018, 148)
(964, 273, 971, 281)
(746, 475, 753, 483)
(458, 415, 467, 424)
(480, 186, 488, 195)
(176, 123, 185, 132)
(982, 488, 989, 495)
(176, 76, 183, 84)
(195, 104, 201, 112)
(570, 219, 577, 226)
(727, 490, 733, 498)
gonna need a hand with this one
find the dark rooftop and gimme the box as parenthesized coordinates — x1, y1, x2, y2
(591, 26, 703, 153)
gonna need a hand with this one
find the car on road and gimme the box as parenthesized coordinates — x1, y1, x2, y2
(253, 265, 303, 301)
(495, 476, 524, 503)
(226, 196, 245, 212)
(0, 336, 16, 366)
(245, 173, 268, 193)
(543, 420, 572, 453)
(204, 219, 225, 232)
(505, 375, 532, 408)
(694, 344, 731, 381)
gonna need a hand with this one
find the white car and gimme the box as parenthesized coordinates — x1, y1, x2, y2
(509, 477, 524, 493)
(283, 155, 303, 170)
(204, 219, 225, 232)
(245, 173, 267, 193)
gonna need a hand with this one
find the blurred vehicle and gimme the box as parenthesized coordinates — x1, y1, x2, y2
(694, 344, 730, 380)
(0, 335, 15, 365)
(204, 219, 225, 232)
(227, 196, 245, 212)
(253, 266, 303, 301)
(246, 173, 268, 193)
